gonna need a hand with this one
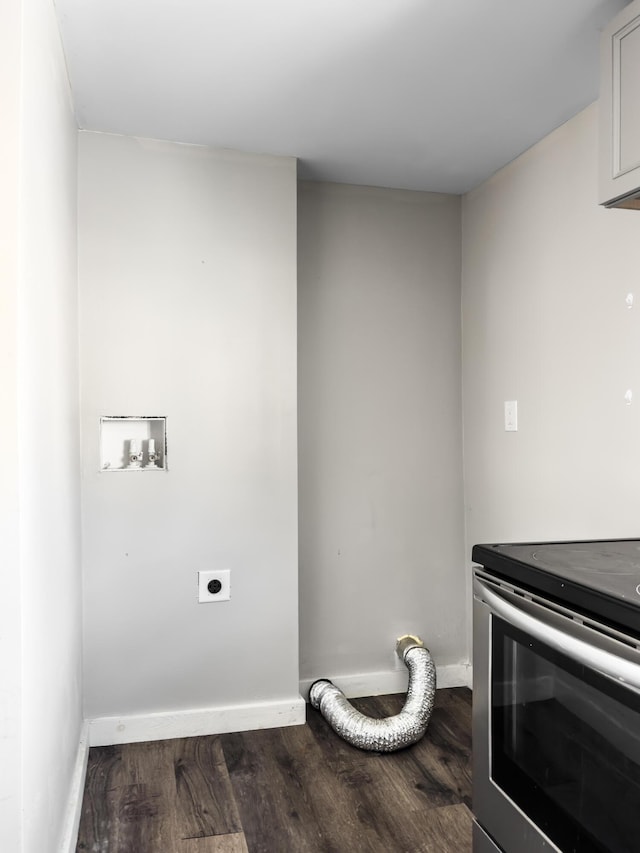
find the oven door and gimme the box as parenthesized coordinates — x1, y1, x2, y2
(473, 573, 640, 853)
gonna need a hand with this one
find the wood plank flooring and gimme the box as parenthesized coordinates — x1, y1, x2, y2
(76, 687, 472, 853)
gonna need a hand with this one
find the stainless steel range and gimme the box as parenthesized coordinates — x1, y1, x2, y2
(472, 539, 640, 853)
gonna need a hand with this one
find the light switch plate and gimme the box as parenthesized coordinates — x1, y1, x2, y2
(504, 400, 518, 431)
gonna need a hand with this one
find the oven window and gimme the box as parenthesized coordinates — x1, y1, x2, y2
(492, 617, 640, 853)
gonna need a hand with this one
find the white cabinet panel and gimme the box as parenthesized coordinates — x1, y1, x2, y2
(599, 0, 640, 208)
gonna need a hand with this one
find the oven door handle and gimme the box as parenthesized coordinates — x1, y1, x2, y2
(476, 579, 640, 692)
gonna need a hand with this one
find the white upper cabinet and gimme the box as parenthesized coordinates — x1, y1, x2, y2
(599, 0, 640, 208)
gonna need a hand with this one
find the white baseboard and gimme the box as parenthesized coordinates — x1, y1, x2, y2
(59, 721, 89, 853)
(299, 662, 472, 701)
(86, 663, 472, 748)
(437, 662, 473, 690)
(89, 696, 306, 747)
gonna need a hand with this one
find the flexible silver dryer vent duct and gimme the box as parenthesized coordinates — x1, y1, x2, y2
(309, 635, 436, 752)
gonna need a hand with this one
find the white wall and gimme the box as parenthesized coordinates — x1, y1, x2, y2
(0, 1, 24, 848)
(298, 182, 467, 695)
(78, 133, 301, 742)
(462, 103, 640, 588)
(0, 0, 83, 851)
(20, 2, 82, 847)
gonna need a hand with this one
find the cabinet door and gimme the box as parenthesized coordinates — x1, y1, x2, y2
(599, 0, 640, 208)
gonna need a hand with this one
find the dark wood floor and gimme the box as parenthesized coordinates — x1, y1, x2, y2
(76, 687, 472, 852)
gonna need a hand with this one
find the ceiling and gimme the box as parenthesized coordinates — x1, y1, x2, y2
(54, 0, 630, 195)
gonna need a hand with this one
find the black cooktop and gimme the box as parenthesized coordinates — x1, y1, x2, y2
(472, 539, 640, 636)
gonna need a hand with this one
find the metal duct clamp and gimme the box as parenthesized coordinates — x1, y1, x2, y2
(396, 633, 425, 660)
